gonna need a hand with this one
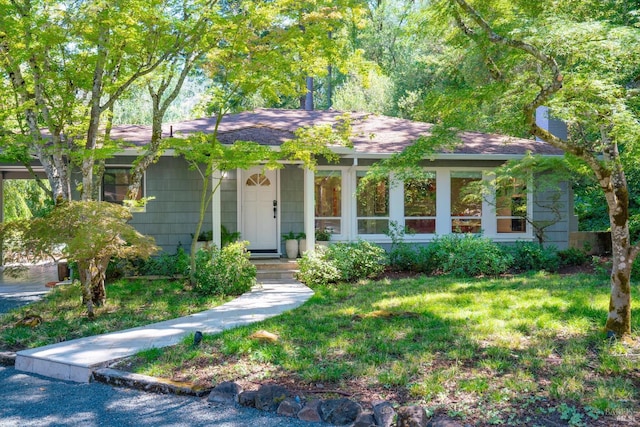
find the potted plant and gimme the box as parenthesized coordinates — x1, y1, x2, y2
(193, 230, 213, 252)
(282, 231, 299, 259)
(296, 232, 307, 255)
(315, 228, 332, 247)
(221, 225, 241, 247)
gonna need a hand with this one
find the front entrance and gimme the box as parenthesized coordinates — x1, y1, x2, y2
(241, 167, 278, 253)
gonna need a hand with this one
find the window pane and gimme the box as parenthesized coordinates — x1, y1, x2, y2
(315, 219, 341, 235)
(452, 218, 482, 233)
(496, 180, 527, 216)
(358, 219, 388, 234)
(451, 172, 482, 217)
(357, 173, 388, 217)
(497, 218, 527, 233)
(406, 219, 436, 234)
(103, 168, 142, 204)
(315, 171, 341, 217)
(496, 179, 527, 233)
(405, 174, 436, 217)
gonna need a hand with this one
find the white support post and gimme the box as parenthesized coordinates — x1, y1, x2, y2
(212, 172, 222, 249)
(436, 169, 450, 235)
(303, 167, 315, 253)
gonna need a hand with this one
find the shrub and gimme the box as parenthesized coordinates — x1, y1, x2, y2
(297, 246, 341, 286)
(506, 241, 560, 272)
(106, 246, 190, 279)
(389, 242, 418, 271)
(129, 246, 190, 277)
(386, 221, 417, 271)
(329, 241, 388, 281)
(297, 241, 388, 285)
(632, 258, 640, 281)
(419, 234, 512, 277)
(193, 241, 256, 296)
(558, 247, 589, 267)
(221, 225, 241, 247)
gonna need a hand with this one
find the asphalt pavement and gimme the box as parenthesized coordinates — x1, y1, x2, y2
(0, 266, 325, 427)
(0, 366, 325, 427)
(0, 264, 56, 314)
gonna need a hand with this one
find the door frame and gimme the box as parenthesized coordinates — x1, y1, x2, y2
(236, 167, 281, 255)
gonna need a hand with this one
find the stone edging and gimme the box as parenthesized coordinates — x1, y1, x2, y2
(92, 368, 463, 427)
(0, 351, 16, 366)
(93, 368, 210, 397)
(3, 356, 462, 427)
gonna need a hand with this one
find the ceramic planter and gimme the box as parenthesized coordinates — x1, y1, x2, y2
(285, 239, 299, 259)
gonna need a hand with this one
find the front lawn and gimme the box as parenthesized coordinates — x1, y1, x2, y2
(120, 272, 640, 426)
(0, 279, 230, 351)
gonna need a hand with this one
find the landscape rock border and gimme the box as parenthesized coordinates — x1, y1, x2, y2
(0, 351, 16, 366)
(1, 356, 463, 426)
(91, 367, 463, 427)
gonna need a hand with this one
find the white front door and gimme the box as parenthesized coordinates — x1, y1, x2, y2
(241, 167, 278, 253)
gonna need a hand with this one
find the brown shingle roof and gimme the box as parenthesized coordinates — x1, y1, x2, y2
(111, 108, 563, 157)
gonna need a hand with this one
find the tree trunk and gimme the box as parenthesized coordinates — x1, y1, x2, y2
(126, 101, 163, 201)
(79, 262, 95, 319)
(607, 237, 632, 336)
(78, 257, 110, 319)
(189, 174, 210, 285)
(603, 171, 634, 336)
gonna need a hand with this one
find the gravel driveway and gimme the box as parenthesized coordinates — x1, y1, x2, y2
(0, 366, 325, 427)
(0, 266, 325, 427)
(0, 264, 55, 314)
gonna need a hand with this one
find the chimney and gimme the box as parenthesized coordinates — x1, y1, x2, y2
(536, 106, 567, 141)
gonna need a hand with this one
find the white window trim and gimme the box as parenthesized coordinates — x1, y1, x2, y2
(489, 176, 534, 240)
(401, 170, 438, 236)
(353, 167, 392, 241)
(315, 166, 350, 241)
(314, 166, 534, 244)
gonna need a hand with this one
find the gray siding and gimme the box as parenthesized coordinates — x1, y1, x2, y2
(279, 165, 304, 253)
(532, 180, 572, 249)
(548, 118, 568, 141)
(128, 156, 211, 254)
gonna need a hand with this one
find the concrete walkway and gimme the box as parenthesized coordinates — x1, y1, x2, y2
(15, 280, 314, 383)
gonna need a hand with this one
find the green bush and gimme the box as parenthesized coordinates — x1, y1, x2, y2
(386, 221, 417, 271)
(329, 241, 388, 281)
(506, 241, 560, 273)
(419, 234, 512, 277)
(297, 246, 341, 286)
(108, 246, 190, 278)
(193, 241, 256, 296)
(389, 242, 419, 271)
(297, 241, 388, 285)
(631, 258, 640, 281)
(558, 247, 589, 267)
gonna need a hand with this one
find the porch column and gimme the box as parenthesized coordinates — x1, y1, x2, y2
(212, 171, 222, 248)
(303, 167, 315, 252)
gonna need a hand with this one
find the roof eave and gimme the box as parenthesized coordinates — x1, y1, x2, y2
(114, 146, 564, 161)
(343, 152, 565, 161)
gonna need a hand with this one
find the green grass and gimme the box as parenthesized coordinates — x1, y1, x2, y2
(0, 278, 229, 351)
(120, 272, 640, 425)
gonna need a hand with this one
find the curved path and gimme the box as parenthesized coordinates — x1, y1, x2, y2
(14, 280, 314, 382)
